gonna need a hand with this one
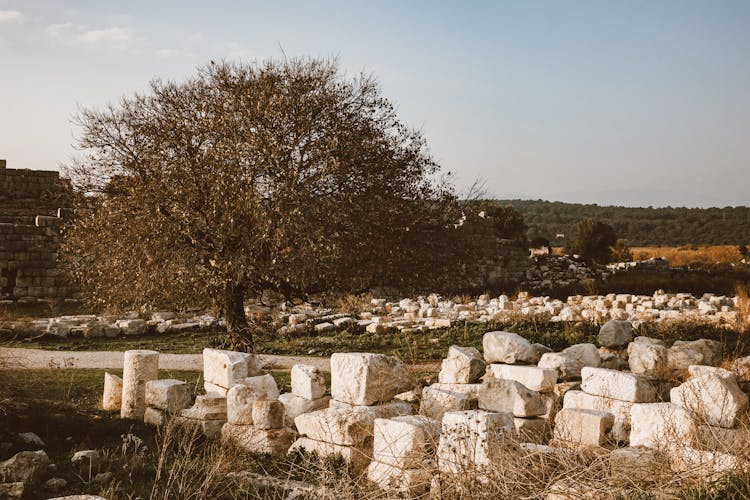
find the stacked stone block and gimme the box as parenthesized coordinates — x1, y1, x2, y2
(420, 345, 484, 420)
(202, 348, 259, 396)
(289, 353, 414, 471)
(143, 379, 192, 426)
(278, 364, 331, 428)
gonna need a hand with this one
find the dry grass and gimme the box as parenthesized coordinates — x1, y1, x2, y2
(632, 245, 742, 267)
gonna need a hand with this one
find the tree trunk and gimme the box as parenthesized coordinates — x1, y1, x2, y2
(224, 282, 254, 352)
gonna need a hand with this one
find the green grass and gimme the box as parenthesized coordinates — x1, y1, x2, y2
(0, 368, 301, 499)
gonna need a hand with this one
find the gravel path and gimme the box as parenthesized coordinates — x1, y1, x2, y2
(0, 347, 331, 372)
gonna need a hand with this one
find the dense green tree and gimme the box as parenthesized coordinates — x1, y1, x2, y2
(565, 218, 618, 263)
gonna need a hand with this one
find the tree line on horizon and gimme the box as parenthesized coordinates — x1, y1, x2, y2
(490, 199, 750, 246)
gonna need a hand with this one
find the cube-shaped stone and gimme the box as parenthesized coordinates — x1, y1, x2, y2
(221, 423, 295, 455)
(580, 367, 657, 403)
(629, 403, 697, 449)
(553, 408, 614, 447)
(291, 364, 326, 400)
(202, 348, 257, 389)
(670, 373, 748, 428)
(330, 353, 413, 406)
(252, 400, 285, 430)
(563, 390, 633, 442)
(278, 393, 331, 428)
(438, 345, 486, 384)
(420, 386, 475, 421)
(145, 379, 191, 413)
(485, 364, 557, 392)
(436, 410, 514, 472)
(598, 320, 633, 348)
(372, 415, 440, 468)
(478, 378, 546, 417)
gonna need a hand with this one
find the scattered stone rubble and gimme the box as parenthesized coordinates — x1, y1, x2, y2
(75, 317, 750, 496)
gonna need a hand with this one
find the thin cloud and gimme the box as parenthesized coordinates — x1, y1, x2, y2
(75, 26, 131, 44)
(0, 10, 22, 24)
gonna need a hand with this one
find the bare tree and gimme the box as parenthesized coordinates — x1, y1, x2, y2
(63, 58, 459, 350)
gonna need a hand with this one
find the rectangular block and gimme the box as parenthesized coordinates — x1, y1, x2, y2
(580, 367, 657, 403)
(553, 408, 614, 447)
(486, 364, 557, 392)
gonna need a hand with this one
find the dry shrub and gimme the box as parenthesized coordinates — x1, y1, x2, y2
(332, 293, 374, 316)
(736, 282, 750, 329)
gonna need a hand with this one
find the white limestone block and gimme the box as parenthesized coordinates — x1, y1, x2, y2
(102, 372, 122, 411)
(145, 379, 191, 413)
(478, 378, 547, 417)
(221, 423, 295, 455)
(288, 437, 371, 472)
(366, 461, 432, 495)
(580, 367, 657, 403)
(120, 350, 159, 419)
(278, 393, 331, 428)
(372, 415, 440, 468)
(438, 345, 486, 384)
(482, 331, 539, 364)
(485, 364, 557, 392)
(629, 402, 697, 449)
(598, 320, 633, 348)
(291, 364, 326, 400)
(330, 353, 413, 406)
(628, 340, 669, 380)
(670, 373, 748, 428)
(563, 390, 633, 442)
(436, 410, 514, 472)
(553, 408, 614, 447)
(252, 400, 285, 430)
(202, 348, 257, 389)
(419, 386, 474, 421)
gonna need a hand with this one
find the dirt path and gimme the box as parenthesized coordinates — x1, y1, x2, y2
(0, 347, 331, 372)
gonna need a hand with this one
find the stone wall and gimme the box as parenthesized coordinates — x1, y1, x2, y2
(446, 216, 529, 292)
(0, 160, 75, 301)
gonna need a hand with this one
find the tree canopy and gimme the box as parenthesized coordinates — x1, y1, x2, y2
(565, 218, 618, 263)
(63, 58, 459, 350)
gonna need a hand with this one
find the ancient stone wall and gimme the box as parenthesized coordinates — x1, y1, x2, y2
(0, 160, 75, 301)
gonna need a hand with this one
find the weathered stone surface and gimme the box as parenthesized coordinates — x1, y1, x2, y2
(226, 385, 255, 425)
(553, 408, 614, 447)
(179, 395, 227, 421)
(295, 406, 385, 446)
(202, 348, 257, 390)
(289, 437, 371, 472)
(327, 399, 412, 416)
(436, 410, 514, 472)
(438, 345, 486, 384)
(366, 461, 431, 495)
(538, 344, 600, 380)
(629, 403, 697, 448)
(563, 390, 633, 442)
(17, 433, 44, 449)
(668, 339, 722, 377)
(670, 373, 748, 428)
(429, 383, 483, 399)
(102, 372, 122, 411)
(485, 364, 557, 392)
(174, 416, 225, 439)
(203, 382, 229, 396)
(695, 424, 749, 453)
(291, 364, 326, 400)
(598, 320, 633, 348)
(580, 367, 657, 403)
(420, 386, 475, 421)
(330, 353, 413, 406)
(482, 331, 539, 364)
(251, 400, 285, 430)
(372, 415, 440, 468)
(221, 423, 295, 455)
(627, 340, 669, 380)
(730, 355, 750, 387)
(687, 365, 735, 380)
(668, 446, 741, 480)
(478, 378, 546, 417)
(71, 450, 98, 467)
(0, 450, 49, 485)
(143, 407, 167, 426)
(145, 379, 191, 413)
(278, 393, 331, 428)
(120, 350, 159, 419)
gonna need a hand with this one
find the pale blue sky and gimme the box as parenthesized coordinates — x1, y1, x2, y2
(1, 1, 748, 207)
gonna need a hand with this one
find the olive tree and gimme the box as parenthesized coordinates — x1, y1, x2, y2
(565, 218, 618, 264)
(63, 58, 459, 350)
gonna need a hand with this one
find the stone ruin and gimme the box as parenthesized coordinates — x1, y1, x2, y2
(80, 320, 750, 496)
(0, 159, 75, 301)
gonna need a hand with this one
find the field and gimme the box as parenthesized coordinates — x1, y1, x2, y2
(631, 245, 743, 267)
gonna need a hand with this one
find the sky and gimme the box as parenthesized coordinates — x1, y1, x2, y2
(0, 1, 748, 208)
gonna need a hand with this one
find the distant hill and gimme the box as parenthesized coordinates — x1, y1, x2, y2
(491, 199, 750, 246)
